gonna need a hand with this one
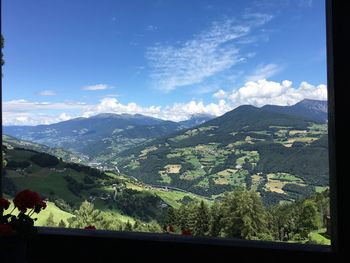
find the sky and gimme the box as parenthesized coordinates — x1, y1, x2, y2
(2, 0, 327, 126)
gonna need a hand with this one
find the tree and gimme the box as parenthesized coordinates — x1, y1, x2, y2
(58, 220, 67, 228)
(68, 201, 125, 230)
(296, 200, 320, 238)
(176, 202, 197, 231)
(30, 153, 59, 167)
(192, 201, 210, 236)
(124, 220, 133, 231)
(270, 203, 298, 241)
(220, 190, 268, 239)
(69, 201, 103, 228)
(45, 212, 56, 227)
(209, 202, 223, 237)
(164, 207, 177, 228)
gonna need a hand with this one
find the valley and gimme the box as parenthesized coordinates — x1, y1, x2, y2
(1, 100, 330, 242)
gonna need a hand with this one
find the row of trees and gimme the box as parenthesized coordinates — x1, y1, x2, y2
(40, 189, 329, 243)
(164, 190, 329, 242)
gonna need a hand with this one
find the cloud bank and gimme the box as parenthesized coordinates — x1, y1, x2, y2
(81, 84, 113, 91)
(3, 79, 327, 126)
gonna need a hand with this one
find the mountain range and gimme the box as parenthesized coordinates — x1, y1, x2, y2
(3, 99, 326, 159)
(3, 113, 214, 161)
(3, 99, 328, 205)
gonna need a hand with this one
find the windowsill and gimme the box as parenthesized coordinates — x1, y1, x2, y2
(36, 226, 332, 253)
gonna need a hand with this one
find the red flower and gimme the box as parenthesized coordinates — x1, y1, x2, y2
(34, 200, 47, 213)
(39, 200, 47, 209)
(0, 224, 14, 236)
(13, 189, 43, 212)
(181, 229, 192, 236)
(84, 225, 96, 230)
(0, 197, 10, 210)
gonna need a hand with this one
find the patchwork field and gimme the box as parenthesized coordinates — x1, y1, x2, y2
(264, 173, 306, 195)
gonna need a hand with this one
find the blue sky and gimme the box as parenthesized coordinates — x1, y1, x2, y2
(2, 0, 327, 125)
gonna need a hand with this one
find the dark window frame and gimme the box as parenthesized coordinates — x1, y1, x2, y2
(1, 0, 348, 261)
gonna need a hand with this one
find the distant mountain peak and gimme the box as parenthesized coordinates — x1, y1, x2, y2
(188, 113, 215, 119)
(178, 114, 215, 128)
(261, 99, 327, 123)
(295, 99, 327, 111)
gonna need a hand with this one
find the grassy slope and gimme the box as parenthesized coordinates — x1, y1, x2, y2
(309, 229, 331, 245)
(6, 201, 74, 226)
(4, 147, 210, 228)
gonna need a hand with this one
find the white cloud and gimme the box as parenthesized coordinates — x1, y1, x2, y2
(242, 12, 274, 26)
(2, 97, 229, 125)
(82, 98, 230, 122)
(2, 112, 77, 126)
(146, 14, 273, 92)
(245, 63, 282, 82)
(146, 25, 158, 31)
(3, 80, 327, 126)
(81, 84, 113, 91)
(81, 98, 162, 119)
(213, 89, 227, 99)
(38, 90, 56, 96)
(222, 79, 327, 107)
(161, 100, 230, 121)
(58, 113, 73, 121)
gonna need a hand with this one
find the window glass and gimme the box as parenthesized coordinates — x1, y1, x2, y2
(2, 0, 329, 245)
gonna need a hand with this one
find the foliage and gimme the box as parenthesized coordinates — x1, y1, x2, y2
(30, 153, 59, 168)
(45, 212, 56, 227)
(5, 160, 31, 170)
(192, 201, 210, 236)
(219, 191, 268, 239)
(68, 201, 162, 232)
(65, 162, 106, 178)
(163, 189, 329, 243)
(112, 189, 168, 222)
(69, 201, 122, 230)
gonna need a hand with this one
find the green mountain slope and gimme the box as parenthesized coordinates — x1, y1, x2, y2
(117, 105, 328, 205)
(2, 134, 88, 163)
(2, 146, 209, 222)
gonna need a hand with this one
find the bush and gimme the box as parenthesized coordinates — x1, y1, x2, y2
(6, 160, 31, 169)
(30, 153, 59, 167)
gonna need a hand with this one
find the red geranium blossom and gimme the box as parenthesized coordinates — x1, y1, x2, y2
(0, 224, 14, 236)
(0, 197, 10, 210)
(181, 229, 192, 236)
(13, 189, 44, 212)
(84, 225, 96, 230)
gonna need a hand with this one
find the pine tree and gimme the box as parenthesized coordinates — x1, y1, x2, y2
(164, 207, 177, 228)
(297, 200, 320, 238)
(45, 212, 56, 227)
(209, 202, 223, 237)
(192, 201, 210, 236)
(69, 201, 102, 228)
(220, 190, 268, 239)
(58, 220, 67, 228)
(124, 220, 133, 231)
(133, 219, 142, 231)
